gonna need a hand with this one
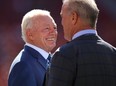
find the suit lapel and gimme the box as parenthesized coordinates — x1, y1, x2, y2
(24, 46, 47, 70)
(37, 56, 48, 70)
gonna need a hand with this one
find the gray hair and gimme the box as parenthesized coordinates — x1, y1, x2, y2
(63, 0, 99, 28)
(21, 9, 51, 42)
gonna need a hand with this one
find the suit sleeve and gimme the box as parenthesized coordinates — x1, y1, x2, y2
(8, 61, 36, 86)
(46, 52, 76, 86)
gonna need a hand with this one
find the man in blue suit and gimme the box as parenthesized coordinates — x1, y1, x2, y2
(8, 9, 58, 86)
(45, 0, 116, 86)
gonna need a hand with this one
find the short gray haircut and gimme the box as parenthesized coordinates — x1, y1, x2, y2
(21, 9, 51, 42)
(63, 0, 99, 28)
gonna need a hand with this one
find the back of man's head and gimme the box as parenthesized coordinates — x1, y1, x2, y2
(63, 0, 99, 28)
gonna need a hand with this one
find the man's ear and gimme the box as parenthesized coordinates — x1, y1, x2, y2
(26, 29, 33, 40)
(71, 11, 78, 25)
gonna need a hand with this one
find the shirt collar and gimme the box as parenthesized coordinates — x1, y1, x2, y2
(25, 43, 49, 60)
(72, 29, 97, 40)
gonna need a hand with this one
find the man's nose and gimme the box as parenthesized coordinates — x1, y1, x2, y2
(50, 28, 57, 34)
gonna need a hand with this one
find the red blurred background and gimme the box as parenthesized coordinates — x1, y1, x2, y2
(0, 0, 116, 86)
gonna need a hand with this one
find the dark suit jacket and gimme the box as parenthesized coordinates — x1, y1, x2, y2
(45, 34, 116, 86)
(8, 46, 48, 86)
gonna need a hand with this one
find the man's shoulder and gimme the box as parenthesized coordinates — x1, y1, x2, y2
(9, 50, 24, 73)
(60, 39, 80, 50)
(56, 41, 78, 57)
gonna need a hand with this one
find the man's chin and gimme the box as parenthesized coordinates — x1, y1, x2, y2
(49, 45, 56, 50)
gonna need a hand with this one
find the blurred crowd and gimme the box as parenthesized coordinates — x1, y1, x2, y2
(0, 0, 116, 86)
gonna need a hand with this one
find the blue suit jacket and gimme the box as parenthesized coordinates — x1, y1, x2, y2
(8, 46, 47, 86)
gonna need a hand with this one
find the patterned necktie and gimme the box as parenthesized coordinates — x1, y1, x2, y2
(47, 54, 51, 62)
(47, 54, 51, 68)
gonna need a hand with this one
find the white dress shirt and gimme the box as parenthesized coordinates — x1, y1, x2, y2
(26, 43, 49, 60)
